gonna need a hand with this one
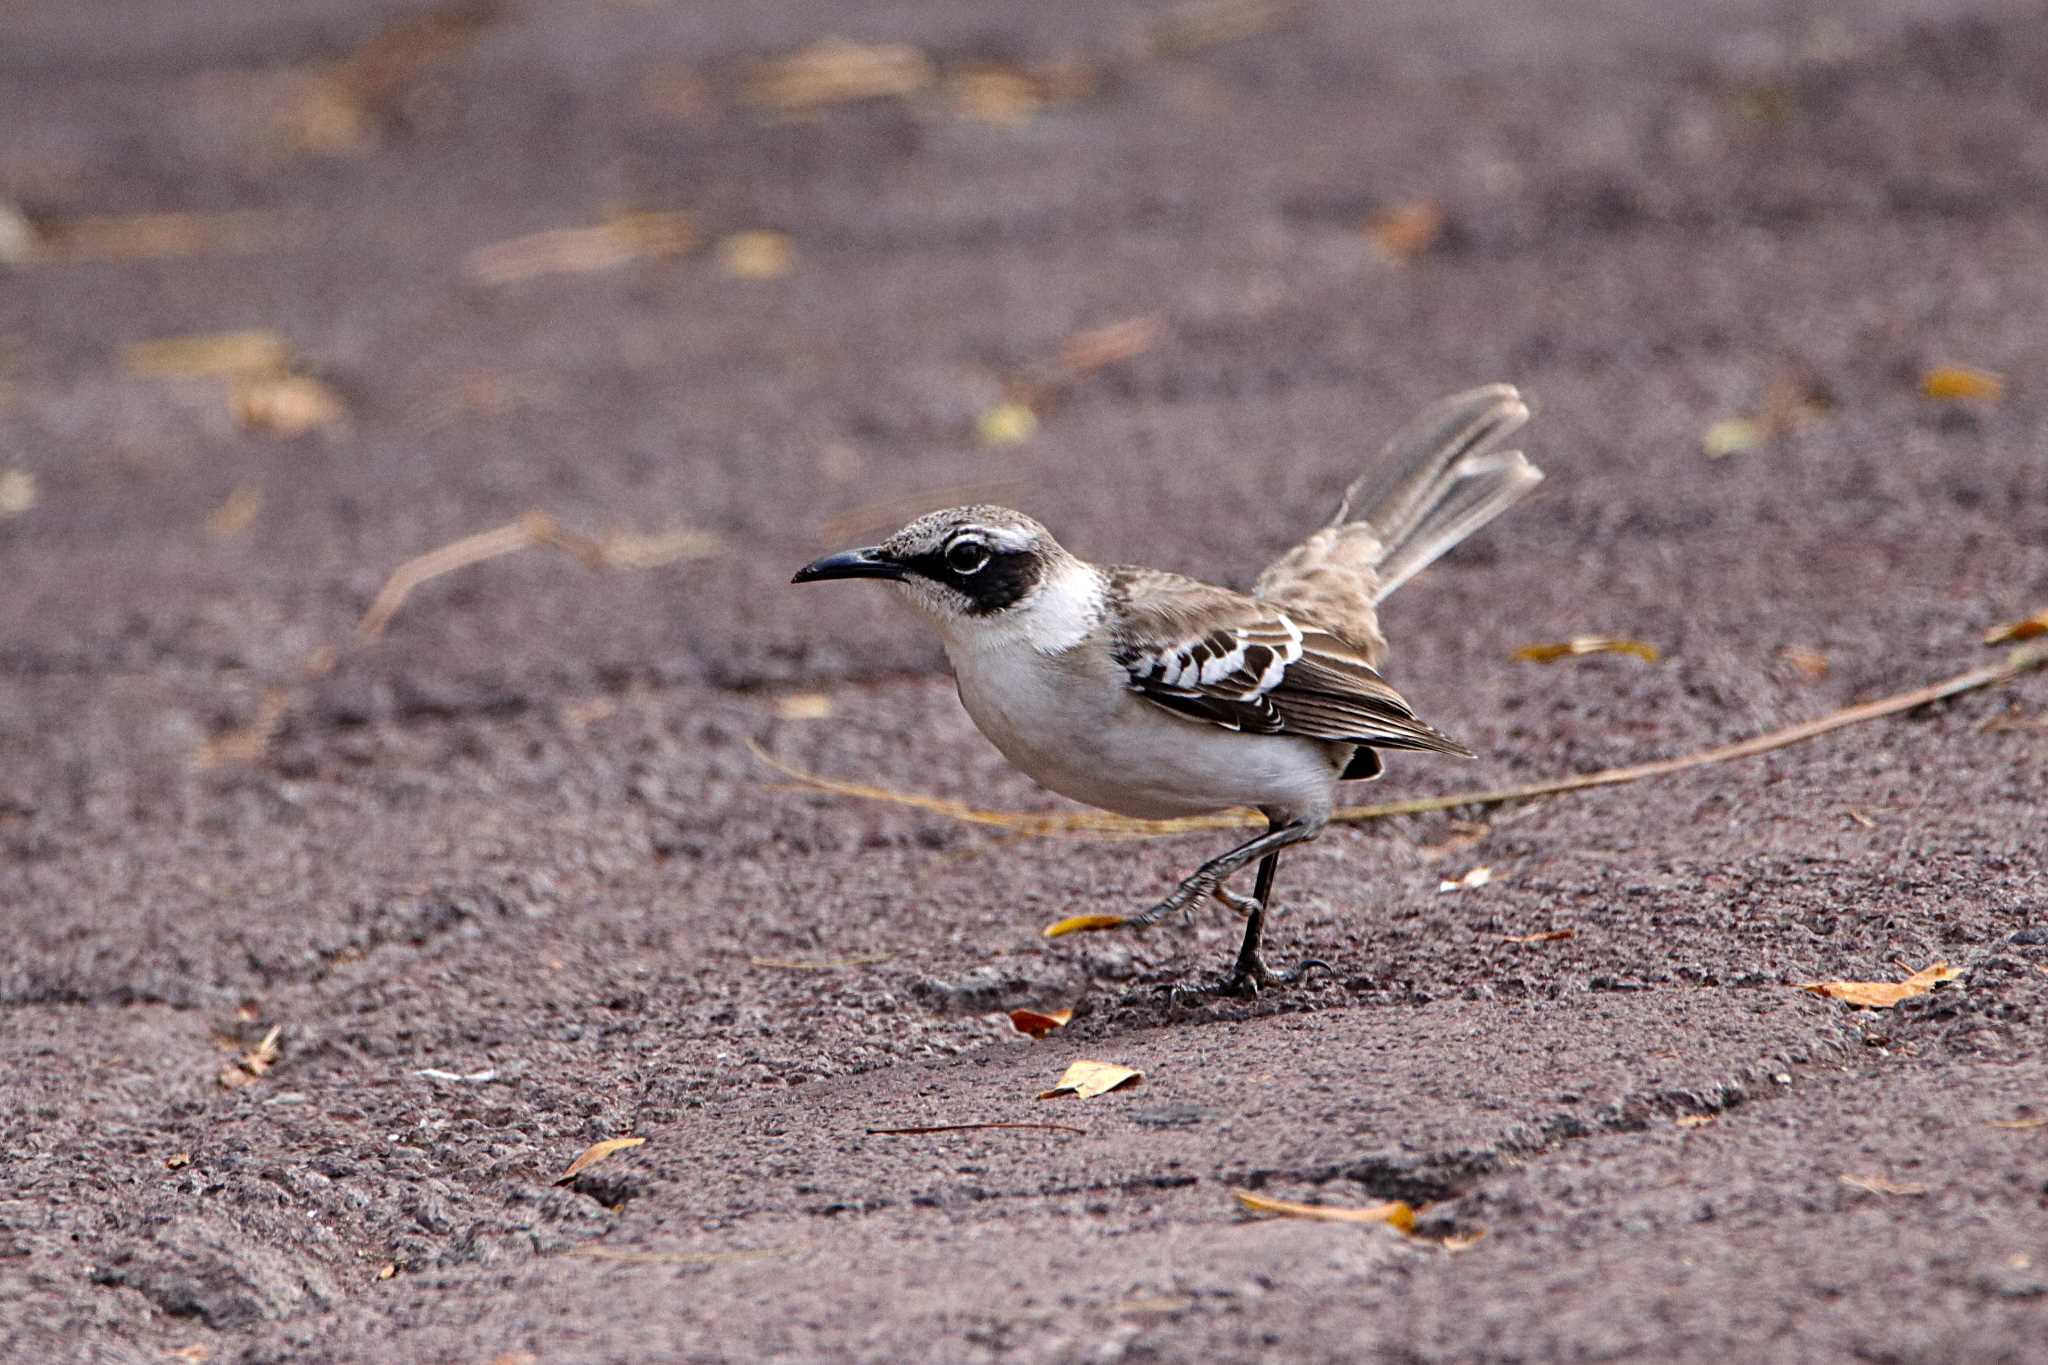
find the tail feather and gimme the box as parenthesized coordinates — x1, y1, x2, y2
(1254, 384, 1543, 647)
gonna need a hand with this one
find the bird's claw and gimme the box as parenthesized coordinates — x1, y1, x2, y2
(1162, 954, 1331, 1005)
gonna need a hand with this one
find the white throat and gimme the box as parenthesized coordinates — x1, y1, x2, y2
(929, 557, 1104, 658)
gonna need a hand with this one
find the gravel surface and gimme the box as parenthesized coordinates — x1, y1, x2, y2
(3, 1, 2046, 1361)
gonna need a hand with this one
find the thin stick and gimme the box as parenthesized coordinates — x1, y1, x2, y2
(865, 1122, 1088, 1136)
(755, 641, 2048, 838)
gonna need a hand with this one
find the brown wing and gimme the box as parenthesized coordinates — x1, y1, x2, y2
(1105, 569, 1472, 756)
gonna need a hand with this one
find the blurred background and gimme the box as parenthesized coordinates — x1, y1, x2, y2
(2, 0, 2043, 801)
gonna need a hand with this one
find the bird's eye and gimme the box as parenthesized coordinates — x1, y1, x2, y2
(946, 538, 991, 575)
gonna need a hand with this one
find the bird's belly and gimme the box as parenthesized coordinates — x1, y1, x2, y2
(951, 651, 1340, 820)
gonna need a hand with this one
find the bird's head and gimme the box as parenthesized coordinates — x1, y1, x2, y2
(792, 505, 1075, 626)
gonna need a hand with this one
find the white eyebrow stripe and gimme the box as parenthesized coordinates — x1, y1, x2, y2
(976, 526, 1036, 552)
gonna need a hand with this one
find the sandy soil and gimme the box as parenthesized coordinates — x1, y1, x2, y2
(3, 0, 2046, 1361)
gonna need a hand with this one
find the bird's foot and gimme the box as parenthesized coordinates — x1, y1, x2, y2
(1164, 953, 1331, 1006)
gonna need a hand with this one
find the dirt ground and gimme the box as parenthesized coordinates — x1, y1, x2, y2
(5, 0, 2047, 1361)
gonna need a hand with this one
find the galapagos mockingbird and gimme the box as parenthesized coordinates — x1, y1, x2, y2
(793, 385, 1543, 994)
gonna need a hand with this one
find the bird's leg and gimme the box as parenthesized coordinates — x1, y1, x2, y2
(1217, 849, 1329, 996)
(1124, 818, 1314, 929)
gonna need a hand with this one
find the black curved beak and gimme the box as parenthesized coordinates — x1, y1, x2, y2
(791, 546, 904, 585)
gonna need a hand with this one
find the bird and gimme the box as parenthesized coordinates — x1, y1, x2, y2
(792, 385, 1543, 994)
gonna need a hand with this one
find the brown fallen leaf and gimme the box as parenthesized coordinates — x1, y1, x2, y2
(556, 1136, 646, 1184)
(1779, 645, 1830, 680)
(164, 1151, 192, 1169)
(1008, 1007, 1074, 1038)
(1232, 1188, 1417, 1233)
(465, 211, 698, 284)
(1840, 1172, 1928, 1197)
(742, 39, 934, 110)
(1989, 1116, 2046, 1130)
(1038, 1059, 1142, 1100)
(217, 1025, 283, 1089)
(1985, 609, 2048, 646)
(947, 65, 1044, 124)
(716, 230, 794, 280)
(1042, 913, 1129, 939)
(1364, 200, 1444, 262)
(1501, 928, 1574, 944)
(206, 484, 264, 537)
(375, 1263, 397, 1281)
(1797, 960, 1962, 1009)
(26, 212, 289, 265)
(1513, 637, 1662, 665)
(166, 1346, 211, 1363)
(1674, 1114, 1717, 1129)
(775, 693, 834, 721)
(0, 468, 35, 518)
(122, 330, 291, 379)
(1921, 365, 2004, 402)
(232, 375, 345, 436)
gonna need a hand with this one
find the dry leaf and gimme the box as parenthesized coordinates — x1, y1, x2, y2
(1985, 609, 2048, 646)
(206, 485, 264, 536)
(977, 401, 1038, 447)
(1988, 1116, 2046, 1131)
(948, 66, 1044, 124)
(743, 40, 934, 110)
(1041, 913, 1129, 939)
(1038, 1059, 1142, 1100)
(233, 375, 345, 435)
(1513, 637, 1662, 664)
(717, 230, 795, 280)
(1060, 318, 1159, 374)
(26, 212, 287, 265)
(1008, 1007, 1074, 1038)
(466, 212, 698, 284)
(166, 1346, 211, 1363)
(164, 1151, 192, 1169)
(1232, 1188, 1417, 1233)
(1501, 928, 1573, 944)
(123, 331, 290, 379)
(1797, 960, 1962, 1009)
(1840, 1172, 1928, 1197)
(556, 1136, 646, 1184)
(1845, 808, 1877, 828)
(1779, 645, 1830, 679)
(1442, 1229, 1489, 1252)
(376, 1263, 397, 1281)
(775, 693, 834, 721)
(0, 468, 35, 518)
(1674, 1114, 1717, 1128)
(1364, 200, 1444, 261)
(1439, 865, 1494, 893)
(217, 1025, 282, 1089)
(1702, 417, 1764, 458)
(1921, 365, 2004, 402)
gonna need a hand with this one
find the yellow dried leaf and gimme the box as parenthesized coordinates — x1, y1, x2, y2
(164, 1151, 192, 1169)
(167, 1346, 212, 1363)
(556, 1136, 646, 1183)
(1921, 365, 2004, 402)
(1702, 417, 1763, 458)
(376, 1263, 397, 1281)
(1840, 1172, 1928, 1197)
(1060, 318, 1160, 374)
(465, 212, 698, 284)
(743, 40, 934, 110)
(217, 1025, 282, 1089)
(1674, 1113, 1717, 1128)
(1364, 200, 1444, 261)
(123, 331, 290, 379)
(1442, 1229, 1488, 1252)
(1512, 637, 1662, 665)
(948, 66, 1043, 125)
(1438, 865, 1495, 893)
(1041, 913, 1128, 939)
(232, 376, 344, 436)
(0, 468, 35, 517)
(1232, 1188, 1417, 1232)
(717, 230, 794, 280)
(1797, 960, 1962, 1009)
(1985, 609, 2048, 646)
(1501, 927, 1573, 944)
(775, 693, 834, 721)
(206, 484, 264, 536)
(1989, 1116, 2047, 1131)
(977, 401, 1038, 447)
(1038, 1059, 1142, 1100)
(1008, 1007, 1073, 1038)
